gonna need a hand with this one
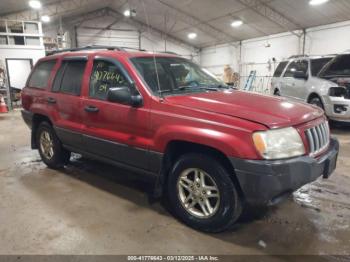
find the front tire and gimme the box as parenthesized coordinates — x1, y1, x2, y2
(36, 122, 70, 169)
(274, 89, 281, 96)
(167, 153, 242, 233)
(309, 96, 324, 110)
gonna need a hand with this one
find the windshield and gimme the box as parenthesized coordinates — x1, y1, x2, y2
(311, 57, 333, 76)
(130, 57, 227, 96)
(319, 54, 350, 77)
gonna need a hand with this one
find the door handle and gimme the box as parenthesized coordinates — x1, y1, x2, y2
(84, 105, 99, 113)
(47, 97, 56, 104)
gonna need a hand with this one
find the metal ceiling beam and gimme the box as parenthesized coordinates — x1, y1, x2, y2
(40, 6, 198, 51)
(236, 0, 303, 37)
(156, 0, 240, 43)
(43, 8, 109, 32)
(106, 8, 199, 51)
(0, 0, 109, 21)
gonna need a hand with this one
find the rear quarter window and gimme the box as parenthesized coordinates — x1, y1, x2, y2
(273, 61, 288, 77)
(28, 60, 56, 89)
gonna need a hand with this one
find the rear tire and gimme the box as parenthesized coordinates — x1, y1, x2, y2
(167, 153, 242, 233)
(274, 89, 281, 96)
(36, 122, 70, 169)
(309, 96, 324, 110)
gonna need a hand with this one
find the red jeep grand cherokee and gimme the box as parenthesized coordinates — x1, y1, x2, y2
(21, 46, 339, 232)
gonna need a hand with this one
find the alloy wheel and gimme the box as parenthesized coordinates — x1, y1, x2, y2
(177, 168, 220, 218)
(40, 130, 54, 160)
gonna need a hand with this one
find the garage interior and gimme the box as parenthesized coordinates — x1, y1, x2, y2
(1, 0, 350, 257)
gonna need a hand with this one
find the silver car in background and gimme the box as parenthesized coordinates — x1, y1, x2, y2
(271, 54, 350, 123)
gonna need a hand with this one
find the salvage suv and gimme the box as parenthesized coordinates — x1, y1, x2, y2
(272, 54, 350, 123)
(21, 46, 339, 232)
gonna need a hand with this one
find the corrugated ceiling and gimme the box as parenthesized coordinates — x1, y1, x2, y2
(1, 0, 350, 48)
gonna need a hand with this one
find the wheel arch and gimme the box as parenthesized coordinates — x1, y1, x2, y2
(307, 92, 322, 103)
(31, 114, 53, 149)
(273, 88, 280, 95)
(157, 140, 244, 200)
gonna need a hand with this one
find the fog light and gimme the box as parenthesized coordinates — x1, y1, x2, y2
(334, 105, 348, 113)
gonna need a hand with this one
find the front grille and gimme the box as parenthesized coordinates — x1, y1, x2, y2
(305, 121, 330, 155)
(343, 84, 350, 99)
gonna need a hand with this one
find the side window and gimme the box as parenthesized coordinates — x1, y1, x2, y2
(284, 61, 297, 78)
(28, 60, 56, 88)
(284, 60, 308, 78)
(273, 61, 288, 77)
(52, 60, 86, 95)
(298, 60, 309, 74)
(89, 60, 130, 100)
(52, 61, 66, 92)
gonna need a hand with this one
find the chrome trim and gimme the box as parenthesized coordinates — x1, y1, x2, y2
(305, 121, 330, 156)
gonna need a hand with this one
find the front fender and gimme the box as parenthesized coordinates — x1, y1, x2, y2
(153, 125, 260, 159)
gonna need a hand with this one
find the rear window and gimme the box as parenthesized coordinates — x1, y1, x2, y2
(28, 60, 56, 88)
(273, 61, 288, 77)
(311, 58, 332, 76)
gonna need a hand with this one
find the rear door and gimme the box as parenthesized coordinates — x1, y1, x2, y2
(47, 56, 87, 150)
(81, 56, 152, 172)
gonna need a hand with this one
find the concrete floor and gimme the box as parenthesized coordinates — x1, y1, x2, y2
(0, 110, 350, 256)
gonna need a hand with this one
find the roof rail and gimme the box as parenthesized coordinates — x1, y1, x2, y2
(160, 51, 178, 55)
(46, 45, 147, 56)
(288, 55, 309, 59)
(46, 45, 181, 56)
(46, 45, 123, 56)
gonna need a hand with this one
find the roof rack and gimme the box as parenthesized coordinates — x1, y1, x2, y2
(288, 55, 309, 59)
(46, 45, 121, 55)
(161, 51, 178, 55)
(46, 45, 146, 56)
(46, 45, 181, 57)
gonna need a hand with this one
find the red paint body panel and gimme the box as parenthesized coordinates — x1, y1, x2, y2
(21, 50, 327, 161)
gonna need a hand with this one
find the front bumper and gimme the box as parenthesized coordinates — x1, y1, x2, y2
(230, 138, 339, 206)
(323, 96, 350, 122)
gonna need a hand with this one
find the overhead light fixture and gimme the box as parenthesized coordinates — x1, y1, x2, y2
(231, 20, 243, 27)
(187, 32, 197, 39)
(124, 9, 136, 17)
(41, 15, 50, 23)
(309, 0, 329, 6)
(28, 0, 42, 9)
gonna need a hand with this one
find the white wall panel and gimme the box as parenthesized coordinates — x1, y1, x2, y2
(0, 46, 45, 65)
(305, 21, 350, 55)
(200, 20, 350, 83)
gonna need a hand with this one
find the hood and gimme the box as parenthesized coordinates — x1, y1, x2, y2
(320, 75, 350, 87)
(165, 90, 324, 129)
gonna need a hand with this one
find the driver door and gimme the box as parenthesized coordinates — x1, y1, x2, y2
(81, 56, 151, 171)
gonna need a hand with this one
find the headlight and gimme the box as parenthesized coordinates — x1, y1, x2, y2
(252, 127, 305, 160)
(329, 87, 346, 97)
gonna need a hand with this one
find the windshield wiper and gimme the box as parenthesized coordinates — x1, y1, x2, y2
(177, 85, 219, 91)
(208, 84, 231, 89)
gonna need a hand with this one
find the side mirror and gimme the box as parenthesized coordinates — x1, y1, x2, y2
(293, 71, 308, 80)
(107, 87, 143, 107)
